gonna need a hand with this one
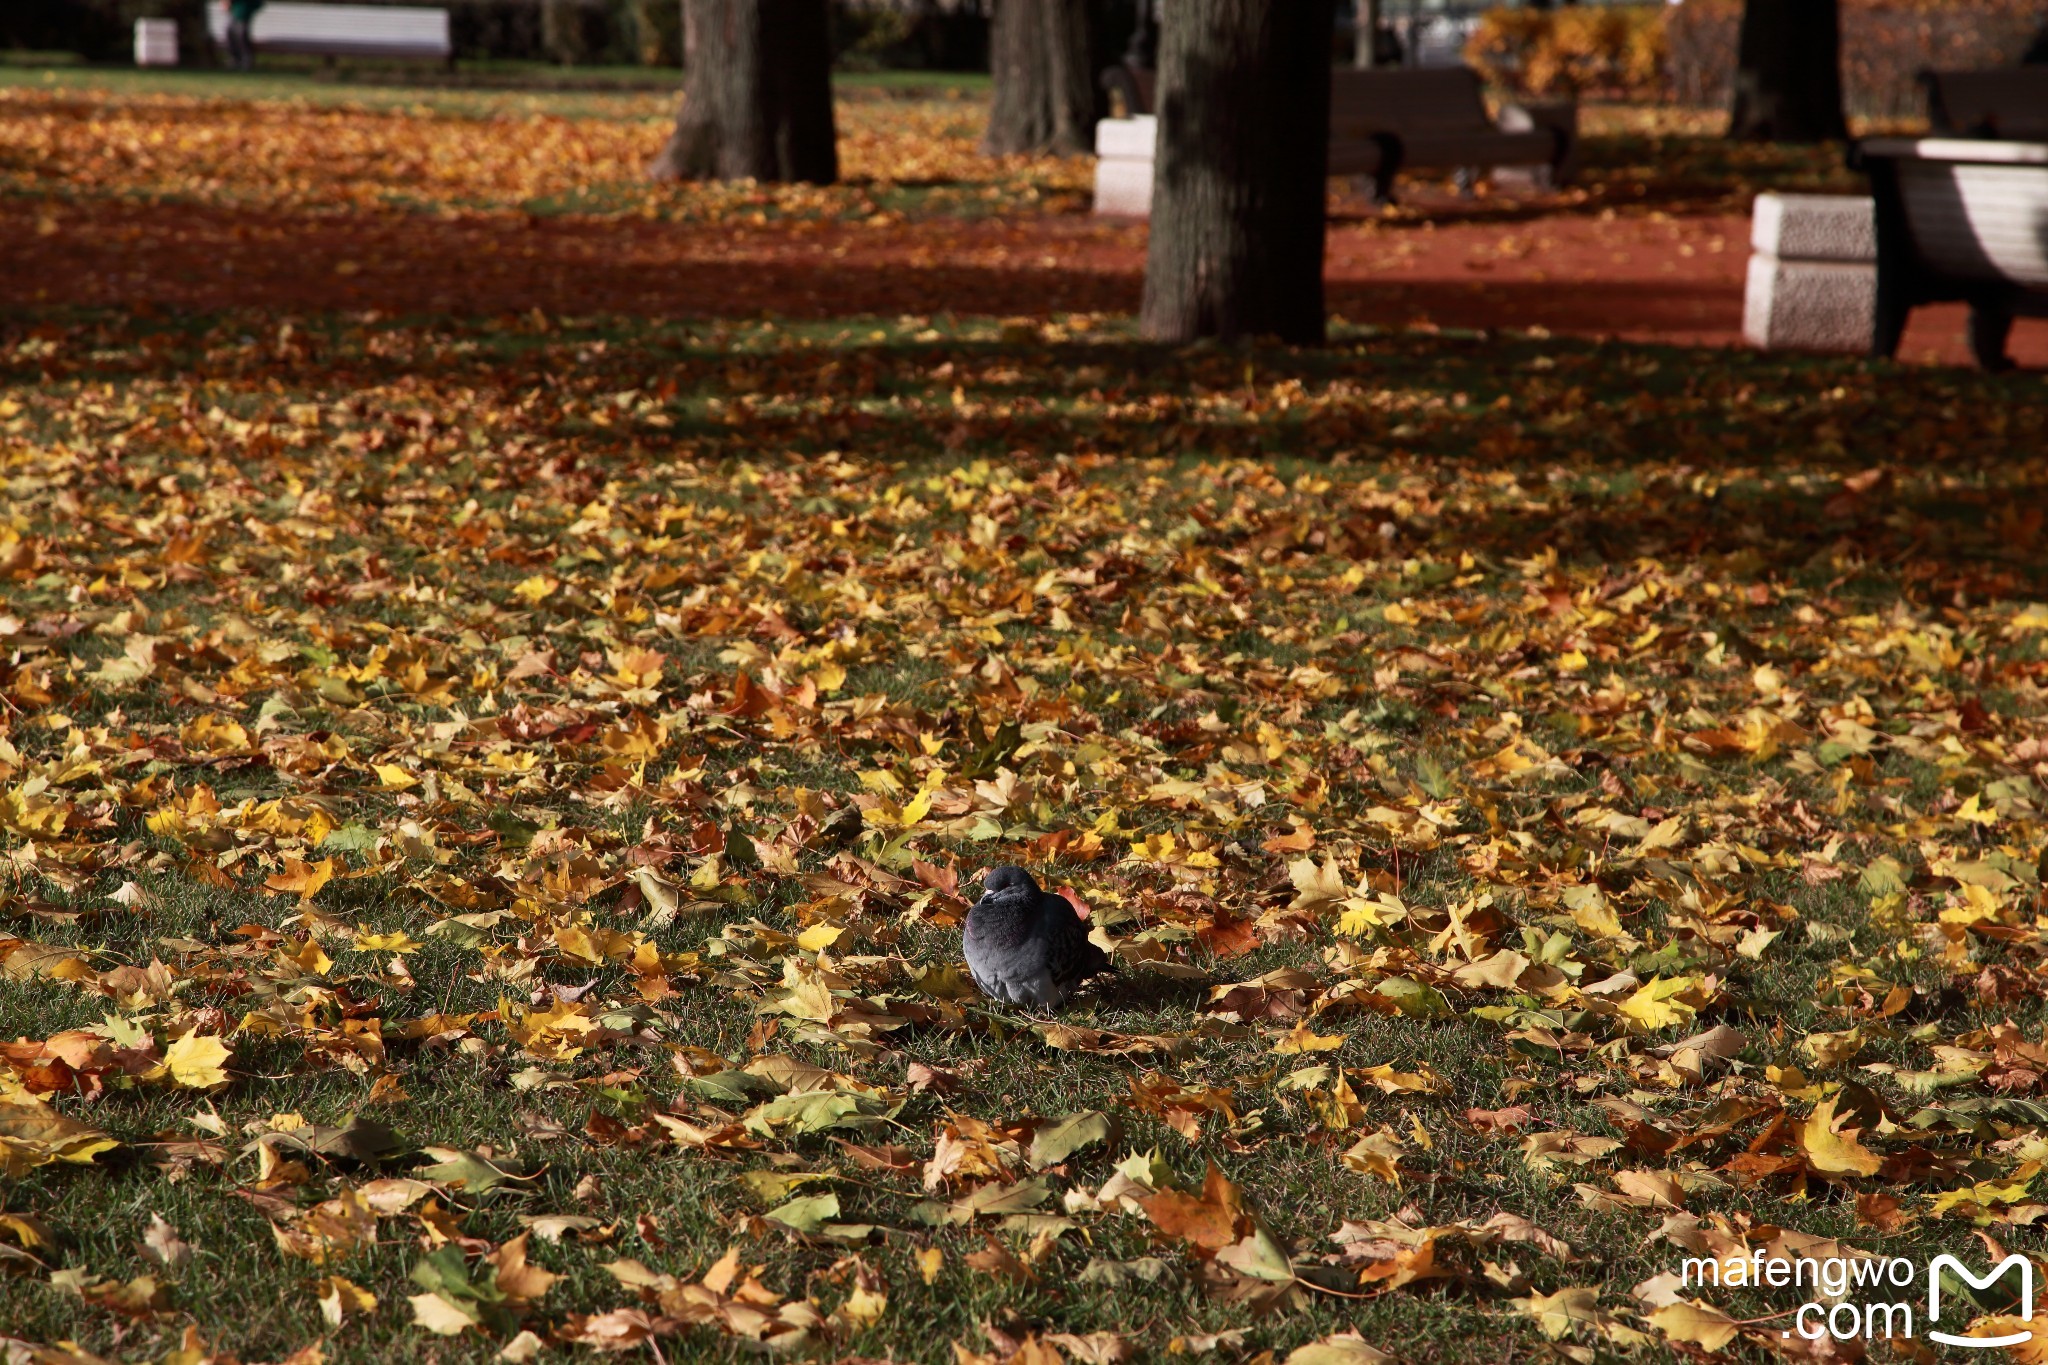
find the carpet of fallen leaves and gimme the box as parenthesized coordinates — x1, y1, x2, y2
(4, 75, 2048, 1365)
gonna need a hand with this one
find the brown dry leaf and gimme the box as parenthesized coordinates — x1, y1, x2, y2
(1285, 1334, 1395, 1365)
(1137, 1163, 1245, 1253)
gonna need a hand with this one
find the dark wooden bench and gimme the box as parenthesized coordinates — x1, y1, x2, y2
(1329, 67, 1573, 203)
(1096, 62, 1573, 205)
(1856, 136, 2048, 369)
(1921, 67, 2048, 141)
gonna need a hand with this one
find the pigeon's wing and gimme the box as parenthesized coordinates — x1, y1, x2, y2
(965, 896, 1060, 1006)
(980, 940, 1062, 1006)
(1040, 891, 1110, 995)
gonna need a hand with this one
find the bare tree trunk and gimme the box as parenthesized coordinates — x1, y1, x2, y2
(542, 0, 585, 66)
(1139, 0, 1333, 345)
(1353, 0, 1378, 69)
(632, 0, 682, 65)
(984, 0, 1094, 155)
(648, 0, 838, 183)
(1728, 0, 1847, 142)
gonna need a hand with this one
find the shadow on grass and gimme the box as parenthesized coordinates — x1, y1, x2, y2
(5, 305, 2044, 599)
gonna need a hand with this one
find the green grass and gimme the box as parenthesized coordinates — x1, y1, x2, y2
(0, 60, 987, 111)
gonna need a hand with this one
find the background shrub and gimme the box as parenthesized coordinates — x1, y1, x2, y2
(1480, 0, 2044, 121)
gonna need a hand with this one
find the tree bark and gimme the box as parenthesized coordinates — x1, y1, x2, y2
(1352, 0, 1378, 69)
(983, 0, 1094, 155)
(632, 0, 682, 66)
(1139, 0, 1333, 346)
(542, 0, 586, 66)
(648, 0, 838, 184)
(1728, 0, 1847, 142)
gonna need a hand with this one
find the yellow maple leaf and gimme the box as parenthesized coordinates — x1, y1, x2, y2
(1341, 1128, 1406, 1182)
(318, 1275, 378, 1327)
(409, 1291, 478, 1335)
(1649, 1302, 1739, 1351)
(0, 1098, 120, 1175)
(1615, 977, 1698, 1032)
(1272, 1025, 1345, 1055)
(1287, 855, 1350, 911)
(353, 928, 422, 954)
(1512, 1286, 1604, 1339)
(165, 1034, 233, 1089)
(1354, 1063, 1441, 1094)
(180, 714, 251, 755)
(0, 781, 70, 838)
(798, 922, 849, 953)
(1800, 1096, 1883, 1176)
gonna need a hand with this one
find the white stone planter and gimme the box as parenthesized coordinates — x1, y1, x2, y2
(1743, 192, 1877, 353)
(135, 18, 180, 67)
(1092, 115, 1156, 219)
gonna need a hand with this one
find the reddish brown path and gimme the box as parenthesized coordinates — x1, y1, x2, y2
(6, 195, 2042, 368)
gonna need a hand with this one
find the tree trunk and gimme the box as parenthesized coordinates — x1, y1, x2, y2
(632, 0, 682, 66)
(983, 0, 1094, 155)
(542, 0, 585, 66)
(1139, 0, 1333, 346)
(1353, 0, 1378, 69)
(1728, 0, 1847, 142)
(647, 0, 838, 184)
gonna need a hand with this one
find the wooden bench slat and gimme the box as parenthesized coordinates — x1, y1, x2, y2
(1897, 165, 2048, 286)
(1862, 137, 2048, 166)
(1860, 135, 2048, 366)
(1329, 65, 1571, 196)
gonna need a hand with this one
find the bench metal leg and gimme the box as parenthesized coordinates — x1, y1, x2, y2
(1364, 134, 1401, 208)
(1871, 271, 1908, 360)
(1968, 296, 2016, 372)
(1355, 173, 1396, 208)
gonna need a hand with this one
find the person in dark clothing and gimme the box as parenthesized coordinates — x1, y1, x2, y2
(227, 0, 264, 70)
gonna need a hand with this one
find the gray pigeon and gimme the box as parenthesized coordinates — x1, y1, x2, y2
(963, 866, 1113, 1009)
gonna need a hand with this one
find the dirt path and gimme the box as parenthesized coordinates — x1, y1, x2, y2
(7, 195, 2040, 368)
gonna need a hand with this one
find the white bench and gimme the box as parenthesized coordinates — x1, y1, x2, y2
(206, 2, 453, 63)
(1743, 192, 1876, 352)
(1857, 137, 2048, 370)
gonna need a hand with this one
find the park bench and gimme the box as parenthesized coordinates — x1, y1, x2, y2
(1329, 67, 1574, 202)
(1856, 136, 2048, 370)
(1920, 67, 2048, 141)
(1094, 64, 1574, 217)
(205, 1, 453, 64)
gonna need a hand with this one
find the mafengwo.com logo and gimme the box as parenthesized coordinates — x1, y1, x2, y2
(1679, 1248, 2034, 1346)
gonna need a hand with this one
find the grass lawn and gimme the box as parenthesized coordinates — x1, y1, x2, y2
(2, 74, 2047, 1365)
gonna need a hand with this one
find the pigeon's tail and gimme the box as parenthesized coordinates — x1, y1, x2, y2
(1078, 936, 1114, 979)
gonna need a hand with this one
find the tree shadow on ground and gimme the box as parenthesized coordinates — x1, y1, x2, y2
(9, 308, 2041, 599)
